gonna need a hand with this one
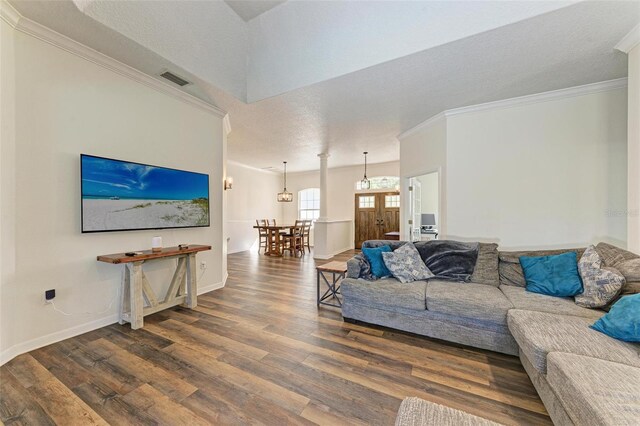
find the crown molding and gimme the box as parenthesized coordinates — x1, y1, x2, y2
(398, 78, 628, 140)
(615, 23, 640, 54)
(223, 114, 232, 136)
(227, 160, 280, 175)
(445, 78, 628, 117)
(0, 1, 226, 118)
(0, 0, 19, 27)
(397, 112, 446, 140)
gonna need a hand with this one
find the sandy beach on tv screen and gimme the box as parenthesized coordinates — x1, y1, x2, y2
(83, 198, 209, 231)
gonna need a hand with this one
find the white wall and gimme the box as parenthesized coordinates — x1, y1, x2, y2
(313, 220, 352, 260)
(399, 116, 447, 239)
(399, 86, 628, 250)
(1, 13, 17, 360)
(283, 161, 399, 249)
(0, 19, 226, 364)
(226, 161, 282, 253)
(627, 44, 640, 254)
(284, 161, 400, 223)
(418, 172, 439, 223)
(446, 88, 627, 249)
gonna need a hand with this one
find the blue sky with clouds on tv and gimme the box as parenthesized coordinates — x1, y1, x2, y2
(81, 155, 208, 200)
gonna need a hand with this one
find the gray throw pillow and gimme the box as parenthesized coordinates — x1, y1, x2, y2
(382, 243, 434, 284)
(470, 243, 499, 286)
(615, 258, 640, 296)
(575, 245, 625, 308)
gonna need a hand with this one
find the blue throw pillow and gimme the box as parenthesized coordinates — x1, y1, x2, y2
(591, 294, 640, 342)
(362, 245, 392, 278)
(519, 252, 583, 297)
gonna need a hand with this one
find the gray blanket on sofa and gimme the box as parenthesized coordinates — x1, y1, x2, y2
(347, 240, 479, 282)
(415, 240, 479, 282)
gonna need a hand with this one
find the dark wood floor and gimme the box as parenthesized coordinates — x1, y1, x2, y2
(0, 249, 551, 425)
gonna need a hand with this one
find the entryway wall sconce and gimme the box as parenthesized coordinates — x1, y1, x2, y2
(224, 177, 233, 190)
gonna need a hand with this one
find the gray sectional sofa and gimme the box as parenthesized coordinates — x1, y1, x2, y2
(341, 240, 640, 425)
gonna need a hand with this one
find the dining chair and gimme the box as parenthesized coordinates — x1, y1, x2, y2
(302, 220, 312, 253)
(256, 219, 268, 252)
(282, 225, 304, 257)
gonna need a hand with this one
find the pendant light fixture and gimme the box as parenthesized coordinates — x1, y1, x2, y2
(277, 161, 293, 202)
(360, 152, 371, 190)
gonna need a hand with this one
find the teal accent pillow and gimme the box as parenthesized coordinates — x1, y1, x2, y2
(519, 252, 583, 297)
(591, 294, 640, 342)
(362, 245, 392, 278)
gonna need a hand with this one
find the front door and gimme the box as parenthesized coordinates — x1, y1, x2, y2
(354, 192, 400, 248)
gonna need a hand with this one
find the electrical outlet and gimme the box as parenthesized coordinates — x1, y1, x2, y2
(200, 261, 207, 270)
(44, 289, 56, 304)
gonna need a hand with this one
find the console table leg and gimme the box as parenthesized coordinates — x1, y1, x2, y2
(184, 253, 197, 309)
(119, 267, 130, 325)
(127, 262, 144, 329)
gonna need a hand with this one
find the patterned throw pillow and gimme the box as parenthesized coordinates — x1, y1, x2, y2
(382, 243, 434, 284)
(575, 245, 625, 308)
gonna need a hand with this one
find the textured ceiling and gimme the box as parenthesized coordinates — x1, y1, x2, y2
(224, 0, 286, 22)
(8, 1, 639, 172)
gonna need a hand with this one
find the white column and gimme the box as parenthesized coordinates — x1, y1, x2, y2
(318, 153, 330, 221)
(314, 153, 330, 259)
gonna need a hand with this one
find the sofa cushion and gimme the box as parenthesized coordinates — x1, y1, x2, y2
(499, 247, 585, 287)
(507, 309, 640, 374)
(340, 277, 426, 311)
(547, 352, 640, 426)
(395, 397, 501, 426)
(616, 258, 640, 297)
(362, 240, 409, 251)
(470, 243, 500, 287)
(596, 242, 639, 266)
(426, 281, 513, 325)
(499, 285, 604, 320)
(576, 245, 625, 308)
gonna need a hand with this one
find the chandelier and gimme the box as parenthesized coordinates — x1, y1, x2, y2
(360, 152, 370, 190)
(277, 161, 293, 202)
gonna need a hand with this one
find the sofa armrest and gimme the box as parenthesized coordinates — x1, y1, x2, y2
(347, 253, 373, 279)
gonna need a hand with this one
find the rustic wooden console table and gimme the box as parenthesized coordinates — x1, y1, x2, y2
(97, 245, 211, 329)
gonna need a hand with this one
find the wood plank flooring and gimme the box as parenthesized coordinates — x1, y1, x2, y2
(0, 249, 551, 425)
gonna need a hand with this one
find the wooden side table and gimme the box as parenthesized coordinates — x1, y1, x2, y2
(97, 245, 211, 329)
(316, 261, 347, 308)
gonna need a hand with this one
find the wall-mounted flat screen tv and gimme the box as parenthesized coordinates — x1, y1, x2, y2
(81, 154, 210, 233)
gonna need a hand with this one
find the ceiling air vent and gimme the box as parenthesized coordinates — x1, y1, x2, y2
(160, 71, 191, 87)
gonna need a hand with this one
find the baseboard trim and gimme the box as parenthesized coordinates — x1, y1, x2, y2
(0, 275, 229, 366)
(199, 275, 228, 295)
(313, 245, 354, 260)
(0, 313, 119, 366)
(227, 248, 251, 255)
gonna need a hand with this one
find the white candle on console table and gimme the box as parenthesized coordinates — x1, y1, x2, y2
(151, 236, 162, 252)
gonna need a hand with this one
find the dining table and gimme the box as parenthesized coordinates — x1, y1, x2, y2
(252, 224, 296, 256)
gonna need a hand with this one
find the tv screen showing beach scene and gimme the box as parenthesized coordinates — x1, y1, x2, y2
(81, 154, 210, 233)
